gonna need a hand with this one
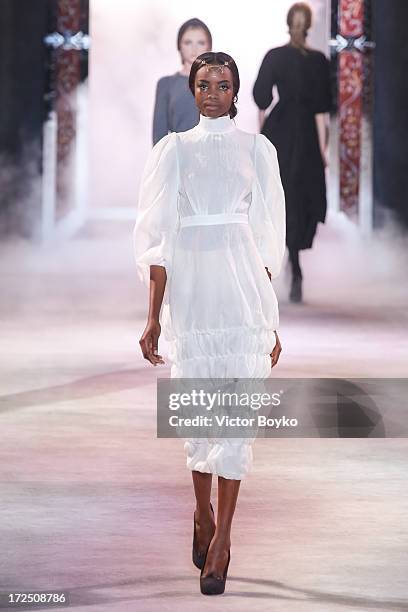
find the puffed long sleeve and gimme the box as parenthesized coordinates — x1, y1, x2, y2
(249, 134, 286, 278)
(133, 132, 180, 287)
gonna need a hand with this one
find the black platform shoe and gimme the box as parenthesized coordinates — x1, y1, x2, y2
(289, 275, 303, 303)
(200, 547, 231, 595)
(192, 502, 215, 569)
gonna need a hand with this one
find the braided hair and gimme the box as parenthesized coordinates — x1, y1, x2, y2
(189, 51, 240, 119)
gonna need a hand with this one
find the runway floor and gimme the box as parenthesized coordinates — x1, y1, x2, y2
(1, 215, 407, 611)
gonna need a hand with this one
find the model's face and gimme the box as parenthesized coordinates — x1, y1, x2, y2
(194, 65, 234, 118)
(289, 10, 308, 39)
(179, 28, 211, 66)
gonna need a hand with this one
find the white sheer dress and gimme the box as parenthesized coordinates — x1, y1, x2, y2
(133, 113, 286, 480)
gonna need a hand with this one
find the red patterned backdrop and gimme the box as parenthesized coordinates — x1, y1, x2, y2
(338, 0, 364, 217)
(56, 0, 82, 220)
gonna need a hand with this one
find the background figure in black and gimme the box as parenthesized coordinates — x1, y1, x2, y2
(253, 2, 332, 303)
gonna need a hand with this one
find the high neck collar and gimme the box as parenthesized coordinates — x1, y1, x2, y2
(197, 113, 236, 134)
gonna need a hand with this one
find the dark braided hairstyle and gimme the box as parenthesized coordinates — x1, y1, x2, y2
(188, 51, 240, 119)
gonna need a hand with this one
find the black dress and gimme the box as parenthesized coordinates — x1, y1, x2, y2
(253, 44, 332, 250)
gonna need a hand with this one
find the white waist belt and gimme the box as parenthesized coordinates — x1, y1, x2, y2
(179, 212, 249, 228)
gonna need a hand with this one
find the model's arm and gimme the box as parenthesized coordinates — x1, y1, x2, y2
(315, 112, 329, 167)
(133, 132, 179, 367)
(250, 135, 286, 279)
(314, 53, 332, 167)
(139, 265, 167, 365)
(265, 265, 282, 367)
(253, 50, 276, 131)
(258, 110, 266, 131)
(152, 77, 169, 146)
(250, 134, 286, 368)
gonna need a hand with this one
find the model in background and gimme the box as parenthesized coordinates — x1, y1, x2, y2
(152, 18, 212, 145)
(134, 52, 285, 595)
(253, 2, 332, 303)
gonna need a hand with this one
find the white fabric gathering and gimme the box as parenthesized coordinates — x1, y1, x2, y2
(133, 113, 286, 480)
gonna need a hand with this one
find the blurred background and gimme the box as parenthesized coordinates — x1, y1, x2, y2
(0, 0, 407, 383)
(0, 0, 407, 239)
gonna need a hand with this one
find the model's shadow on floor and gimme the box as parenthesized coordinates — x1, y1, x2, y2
(226, 576, 408, 609)
(0, 367, 157, 415)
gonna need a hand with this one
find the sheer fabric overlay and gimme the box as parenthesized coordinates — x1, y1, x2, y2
(133, 114, 286, 479)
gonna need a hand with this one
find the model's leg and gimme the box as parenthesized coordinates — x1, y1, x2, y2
(288, 247, 303, 302)
(192, 471, 216, 554)
(289, 247, 302, 278)
(201, 476, 241, 578)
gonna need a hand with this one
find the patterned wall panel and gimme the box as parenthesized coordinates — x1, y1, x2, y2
(338, 0, 364, 217)
(44, 0, 88, 222)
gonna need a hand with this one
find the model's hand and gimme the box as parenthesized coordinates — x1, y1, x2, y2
(139, 319, 165, 366)
(270, 331, 282, 368)
(321, 148, 329, 168)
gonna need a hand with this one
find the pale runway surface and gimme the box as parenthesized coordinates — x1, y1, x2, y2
(1, 216, 407, 611)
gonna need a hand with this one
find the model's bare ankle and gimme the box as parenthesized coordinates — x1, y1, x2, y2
(212, 530, 231, 549)
(195, 503, 214, 524)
